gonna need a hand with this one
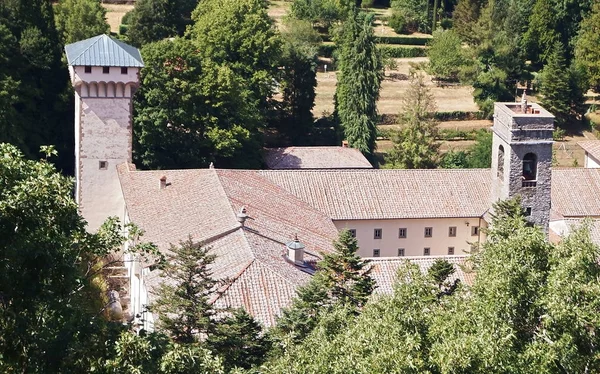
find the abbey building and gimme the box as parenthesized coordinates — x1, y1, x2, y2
(65, 35, 600, 329)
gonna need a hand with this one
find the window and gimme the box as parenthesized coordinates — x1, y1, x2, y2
(398, 228, 407, 238)
(471, 226, 479, 236)
(374, 229, 382, 239)
(121, 67, 128, 74)
(102, 66, 110, 74)
(398, 248, 405, 257)
(424, 247, 430, 256)
(448, 226, 457, 237)
(523, 152, 537, 185)
(448, 247, 455, 255)
(349, 229, 356, 238)
(99, 161, 108, 170)
(373, 249, 380, 257)
(524, 207, 532, 217)
(424, 227, 433, 238)
(497, 145, 505, 180)
(84, 65, 92, 73)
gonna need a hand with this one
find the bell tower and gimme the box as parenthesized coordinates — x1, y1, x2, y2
(490, 97, 555, 231)
(65, 35, 144, 231)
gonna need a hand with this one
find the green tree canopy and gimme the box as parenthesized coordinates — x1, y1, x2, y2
(335, 10, 383, 159)
(264, 198, 600, 372)
(126, 0, 196, 47)
(0, 144, 140, 372)
(54, 0, 110, 44)
(385, 73, 439, 169)
(427, 28, 466, 81)
(133, 38, 262, 169)
(575, 0, 600, 93)
(289, 0, 344, 31)
(0, 0, 73, 173)
(190, 0, 281, 116)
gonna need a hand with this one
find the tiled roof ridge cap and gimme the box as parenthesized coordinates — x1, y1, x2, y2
(260, 168, 492, 173)
(209, 258, 256, 305)
(367, 254, 470, 261)
(240, 227, 323, 259)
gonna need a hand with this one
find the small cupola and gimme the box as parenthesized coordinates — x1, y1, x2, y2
(286, 234, 305, 266)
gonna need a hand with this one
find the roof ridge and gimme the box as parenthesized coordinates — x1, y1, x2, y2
(70, 34, 104, 66)
(209, 258, 256, 305)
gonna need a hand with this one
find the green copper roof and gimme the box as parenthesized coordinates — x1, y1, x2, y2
(65, 34, 144, 67)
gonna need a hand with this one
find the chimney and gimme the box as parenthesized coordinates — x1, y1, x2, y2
(521, 89, 528, 113)
(159, 175, 167, 190)
(286, 234, 305, 266)
(341, 140, 349, 148)
(236, 206, 248, 226)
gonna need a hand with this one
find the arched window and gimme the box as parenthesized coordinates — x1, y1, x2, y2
(523, 153, 537, 181)
(497, 145, 504, 180)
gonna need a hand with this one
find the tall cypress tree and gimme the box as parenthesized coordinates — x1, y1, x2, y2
(335, 10, 382, 159)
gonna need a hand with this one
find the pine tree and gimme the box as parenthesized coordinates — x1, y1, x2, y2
(540, 42, 576, 129)
(335, 10, 383, 159)
(151, 237, 219, 343)
(207, 309, 271, 371)
(523, 0, 559, 68)
(575, 0, 600, 93)
(273, 229, 375, 343)
(385, 73, 439, 169)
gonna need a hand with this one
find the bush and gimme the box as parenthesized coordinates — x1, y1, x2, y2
(119, 24, 129, 35)
(388, 11, 407, 34)
(377, 35, 431, 45)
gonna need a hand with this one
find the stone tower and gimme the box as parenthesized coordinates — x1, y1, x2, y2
(65, 35, 144, 231)
(490, 98, 554, 231)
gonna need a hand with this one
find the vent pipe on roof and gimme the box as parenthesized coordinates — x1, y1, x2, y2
(209, 162, 214, 169)
(286, 234, 305, 266)
(159, 176, 167, 190)
(237, 206, 248, 226)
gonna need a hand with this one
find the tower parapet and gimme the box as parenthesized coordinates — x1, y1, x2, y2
(490, 101, 554, 231)
(65, 35, 144, 231)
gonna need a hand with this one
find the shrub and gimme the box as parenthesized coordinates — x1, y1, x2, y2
(388, 11, 407, 34)
(121, 10, 133, 25)
(119, 24, 129, 35)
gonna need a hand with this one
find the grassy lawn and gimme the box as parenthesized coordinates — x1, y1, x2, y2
(103, 4, 133, 33)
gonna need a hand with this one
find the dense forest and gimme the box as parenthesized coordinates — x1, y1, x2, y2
(1, 0, 600, 372)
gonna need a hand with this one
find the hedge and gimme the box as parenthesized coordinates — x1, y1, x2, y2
(376, 35, 431, 46)
(318, 44, 336, 58)
(433, 111, 486, 121)
(378, 45, 427, 58)
(119, 24, 129, 35)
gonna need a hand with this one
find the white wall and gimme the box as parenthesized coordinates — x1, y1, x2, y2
(585, 152, 600, 168)
(77, 97, 131, 231)
(335, 217, 486, 257)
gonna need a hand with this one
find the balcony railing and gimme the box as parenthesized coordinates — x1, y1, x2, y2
(522, 180, 537, 187)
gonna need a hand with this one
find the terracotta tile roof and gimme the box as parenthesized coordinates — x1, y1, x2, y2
(260, 169, 492, 219)
(264, 146, 373, 169)
(369, 255, 475, 295)
(117, 164, 339, 327)
(551, 168, 600, 217)
(578, 141, 600, 161)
